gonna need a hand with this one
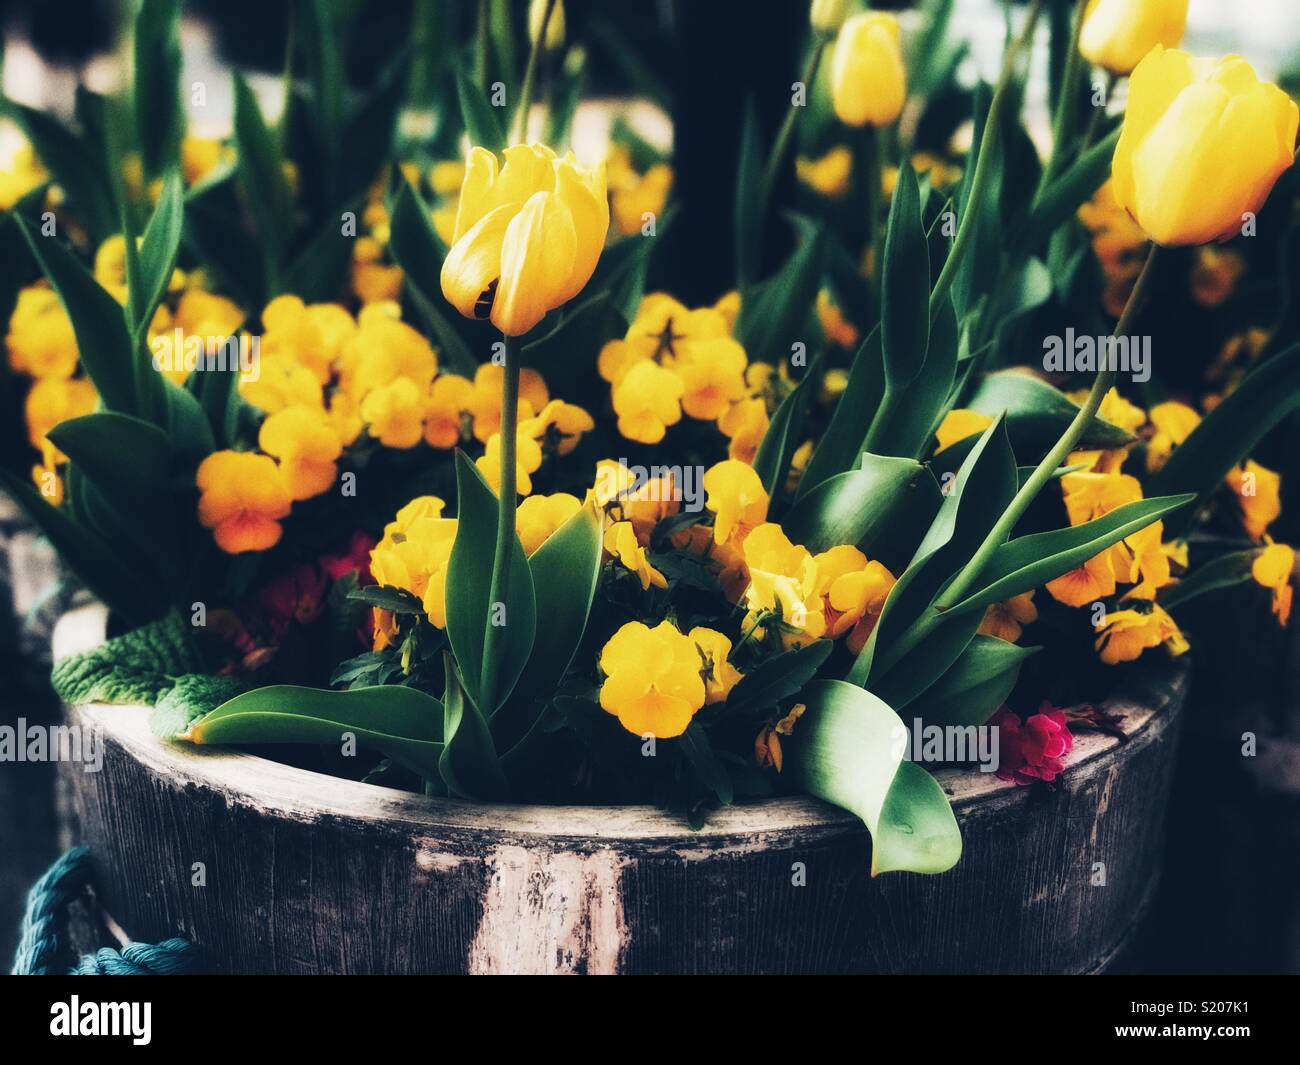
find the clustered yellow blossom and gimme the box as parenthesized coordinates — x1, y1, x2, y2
(796, 146, 852, 199)
(1225, 459, 1282, 542)
(607, 144, 673, 236)
(0, 140, 47, 210)
(195, 450, 292, 554)
(598, 620, 740, 738)
(368, 496, 459, 648)
(1078, 180, 1149, 318)
(1252, 541, 1294, 628)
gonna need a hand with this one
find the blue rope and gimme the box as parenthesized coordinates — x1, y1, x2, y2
(12, 846, 198, 975)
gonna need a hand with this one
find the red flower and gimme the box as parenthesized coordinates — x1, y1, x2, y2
(991, 703, 1075, 787)
(320, 530, 376, 585)
(260, 563, 327, 637)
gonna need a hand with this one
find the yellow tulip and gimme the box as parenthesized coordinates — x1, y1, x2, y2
(1112, 48, 1299, 246)
(441, 144, 608, 336)
(1079, 0, 1188, 76)
(528, 0, 565, 53)
(830, 12, 906, 129)
(810, 0, 849, 36)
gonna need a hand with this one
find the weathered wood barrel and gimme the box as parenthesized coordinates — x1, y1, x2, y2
(54, 604, 1188, 974)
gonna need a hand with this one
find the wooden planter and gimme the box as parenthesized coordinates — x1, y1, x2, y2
(55, 605, 1188, 975)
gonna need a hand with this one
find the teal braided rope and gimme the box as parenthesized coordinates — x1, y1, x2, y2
(12, 846, 198, 975)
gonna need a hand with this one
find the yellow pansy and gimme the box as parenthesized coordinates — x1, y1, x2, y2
(240, 354, 324, 414)
(261, 295, 355, 384)
(360, 377, 426, 449)
(476, 423, 544, 496)
(612, 360, 683, 444)
(676, 338, 748, 421)
(468, 362, 549, 442)
(423, 373, 473, 449)
(196, 451, 293, 554)
(611, 162, 673, 237)
(344, 307, 437, 400)
(604, 519, 667, 591)
(24, 377, 96, 455)
(369, 496, 459, 631)
(1226, 460, 1281, 541)
(440, 143, 608, 335)
(7, 285, 78, 380)
(797, 146, 852, 198)
(741, 523, 826, 647)
(1112, 48, 1299, 246)
(689, 626, 743, 705)
(516, 492, 582, 556)
(1252, 542, 1295, 627)
(522, 397, 595, 456)
(813, 545, 895, 655)
(979, 591, 1038, 643)
(703, 459, 769, 546)
(935, 409, 993, 453)
(717, 396, 769, 464)
(1144, 401, 1200, 472)
(1094, 604, 1189, 664)
(258, 406, 343, 501)
(816, 289, 859, 348)
(1191, 246, 1246, 308)
(598, 620, 706, 738)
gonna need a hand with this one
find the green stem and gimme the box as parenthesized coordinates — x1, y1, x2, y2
(475, 0, 490, 89)
(760, 37, 828, 216)
(1079, 71, 1117, 152)
(861, 123, 882, 293)
(928, 0, 1045, 322)
(874, 244, 1162, 677)
(479, 337, 521, 713)
(511, 0, 556, 143)
(1036, 0, 1086, 196)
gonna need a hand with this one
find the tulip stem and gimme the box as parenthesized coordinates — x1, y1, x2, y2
(480, 336, 521, 714)
(867, 244, 1161, 682)
(512, 0, 557, 143)
(1080, 72, 1117, 152)
(760, 37, 828, 219)
(928, 0, 1045, 323)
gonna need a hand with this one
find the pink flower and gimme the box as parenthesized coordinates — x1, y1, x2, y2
(260, 563, 327, 637)
(991, 703, 1075, 787)
(320, 530, 377, 585)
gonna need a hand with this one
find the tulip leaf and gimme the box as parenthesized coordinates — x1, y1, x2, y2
(46, 412, 172, 505)
(446, 451, 537, 716)
(512, 500, 603, 704)
(1018, 127, 1121, 244)
(735, 220, 826, 364)
(1149, 338, 1300, 535)
(781, 453, 926, 555)
(944, 493, 1195, 617)
(185, 684, 445, 779)
(455, 65, 505, 153)
(734, 100, 763, 289)
(904, 635, 1038, 724)
(722, 639, 833, 717)
(867, 608, 985, 711)
(3, 99, 117, 242)
(880, 157, 930, 390)
(133, 0, 183, 180)
(388, 179, 479, 376)
(183, 170, 267, 309)
(232, 72, 294, 283)
(787, 679, 961, 875)
(864, 293, 957, 458)
(439, 653, 509, 800)
(796, 325, 886, 500)
(17, 215, 141, 417)
(131, 170, 186, 339)
(752, 352, 822, 498)
(966, 370, 1134, 452)
(1160, 548, 1259, 612)
(678, 722, 734, 806)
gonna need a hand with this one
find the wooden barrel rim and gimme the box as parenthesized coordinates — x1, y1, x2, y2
(55, 603, 1187, 850)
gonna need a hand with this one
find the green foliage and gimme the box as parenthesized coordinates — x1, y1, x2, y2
(51, 613, 203, 706)
(151, 673, 243, 738)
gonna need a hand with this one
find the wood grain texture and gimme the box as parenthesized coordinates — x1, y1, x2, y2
(55, 604, 1188, 974)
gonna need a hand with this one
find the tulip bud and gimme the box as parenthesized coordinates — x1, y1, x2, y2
(1079, 0, 1188, 76)
(810, 0, 849, 37)
(441, 144, 608, 336)
(528, 0, 565, 54)
(1112, 48, 1299, 246)
(830, 12, 906, 129)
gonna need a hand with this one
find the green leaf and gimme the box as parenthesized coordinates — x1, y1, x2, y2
(455, 66, 506, 153)
(51, 612, 202, 706)
(388, 179, 478, 376)
(300, 0, 346, 162)
(1160, 548, 1259, 612)
(782, 453, 926, 554)
(735, 221, 826, 363)
(232, 72, 294, 282)
(944, 494, 1195, 616)
(439, 653, 509, 800)
(184, 170, 267, 309)
(905, 635, 1037, 724)
(151, 673, 243, 738)
(880, 157, 930, 389)
(46, 412, 172, 504)
(734, 100, 763, 288)
(1150, 338, 1300, 535)
(445, 452, 537, 715)
(3, 100, 117, 241)
(796, 325, 885, 499)
(17, 215, 140, 416)
(865, 293, 958, 458)
(752, 352, 822, 498)
(347, 584, 427, 614)
(133, 0, 183, 179)
(1018, 127, 1120, 244)
(787, 680, 961, 875)
(513, 500, 603, 702)
(187, 684, 445, 778)
(723, 639, 833, 716)
(678, 722, 734, 806)
(131, 170, 185, 339)
(966, 370, 1134, 452)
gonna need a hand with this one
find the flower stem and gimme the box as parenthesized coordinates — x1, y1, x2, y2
(479, 337, 521, 713)
(871, 244, 1162, 679)
(928, 0, 1045, 322)
(511, 0, 556, 143)
(760, 37, 828, 218)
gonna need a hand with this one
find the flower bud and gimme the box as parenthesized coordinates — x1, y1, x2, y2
(1080, 0, 1188, 76)
(830, 12, 906, 129)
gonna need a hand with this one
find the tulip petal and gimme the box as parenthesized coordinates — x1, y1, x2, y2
(440, 203, 515, 319)
(492, 190, 577, 335)
(552, 154, 610, 304)
(451, 146, 500, 244)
